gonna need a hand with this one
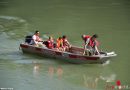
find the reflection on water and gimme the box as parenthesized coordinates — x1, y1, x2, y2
(83, 73, 116, 89)
(48, 66, 54, 78)
(0, 57, 118, 90)
(48, 66, 63, 79)
(33, 62, 40, 78)
(56, 66, 63, 79)
(32, 61, 64, 79)
(83, 74, 99, 89)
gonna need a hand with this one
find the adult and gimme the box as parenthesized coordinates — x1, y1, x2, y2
(82, 34, 100, 55)
(30, 31, 43, 47)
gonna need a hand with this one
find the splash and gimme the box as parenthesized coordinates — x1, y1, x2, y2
(100, 74, 116, 82)
(102, 60, 110, 66)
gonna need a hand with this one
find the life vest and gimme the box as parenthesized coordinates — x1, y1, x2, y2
(84, 35, 91, 42)
(84, 35, 99, 47)
(57, 39, 63, 48)
(47, 40, 54, 49)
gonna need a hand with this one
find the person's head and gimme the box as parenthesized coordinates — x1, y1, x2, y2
(91, 34, 98, 40)
(35, 30, 40, 36)
(58, 37, 62, 40)
(62, 35, 67, 39)
(81, 35, 86, 40)
(49, 36, 53, 40)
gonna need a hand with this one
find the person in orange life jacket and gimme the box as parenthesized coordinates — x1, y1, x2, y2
(82, 34, 100, 55)
(30, 31, 43, 47)
(47, 36, 54, 49)
(62, 35, 71, 51)
(56, 37, 64, 51)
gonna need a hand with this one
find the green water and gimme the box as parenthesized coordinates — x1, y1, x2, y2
(0, 0, 130, 90)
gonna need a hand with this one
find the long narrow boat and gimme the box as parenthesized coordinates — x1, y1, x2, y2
(20, 43, 117, 64)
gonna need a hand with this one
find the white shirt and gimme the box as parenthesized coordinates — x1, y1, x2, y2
(30, 35, 39, 45)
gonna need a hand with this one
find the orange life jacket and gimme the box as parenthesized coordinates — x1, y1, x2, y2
(57, 39, 63, 48)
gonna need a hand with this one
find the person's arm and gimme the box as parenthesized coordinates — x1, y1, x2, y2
(83, 38, 90, 55)
(66, 40, 71, 47)
(94, 40, 100, 55)
(95, 46, 100, 55)
(37, 37, 43, 42)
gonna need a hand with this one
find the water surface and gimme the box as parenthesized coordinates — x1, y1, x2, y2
(0, 0, 130, 90)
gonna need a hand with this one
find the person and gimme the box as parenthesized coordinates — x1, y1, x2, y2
(56, 37, 64, 51)
(82, 34, 100, 55)
(62, 35, 71, 51)
(52, 43, 59, 51)
(30, 31, 44, 47)
(46, 36, 54, 49)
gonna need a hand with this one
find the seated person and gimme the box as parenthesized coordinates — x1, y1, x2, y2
(56, 37, 64, 51)
(46, 36, 54, 49)
(62, 35, 71, 51)
(30, 31, 44, 47)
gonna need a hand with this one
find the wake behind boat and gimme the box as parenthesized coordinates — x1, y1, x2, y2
(20, 43, 117, 64)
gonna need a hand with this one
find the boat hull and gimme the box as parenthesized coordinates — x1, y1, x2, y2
(20, 44, 117, 64)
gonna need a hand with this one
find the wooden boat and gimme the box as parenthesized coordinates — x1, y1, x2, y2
(20, 43, 117, 64)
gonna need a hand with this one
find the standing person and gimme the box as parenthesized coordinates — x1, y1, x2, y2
(30, 30, 43, 47)
(62, 35, 71, 51)
(82, 34, 100, 55)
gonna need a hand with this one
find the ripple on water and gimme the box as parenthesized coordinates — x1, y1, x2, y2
(0, 15, 31, 39)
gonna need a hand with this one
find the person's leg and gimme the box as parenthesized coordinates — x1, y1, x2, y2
(86, 46, 93, 56)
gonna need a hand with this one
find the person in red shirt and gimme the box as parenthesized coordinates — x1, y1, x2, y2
(82, 34, 100, 55)
(47, 36, 54, 49)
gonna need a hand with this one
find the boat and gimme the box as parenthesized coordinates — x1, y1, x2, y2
(20, 43, 117, 64)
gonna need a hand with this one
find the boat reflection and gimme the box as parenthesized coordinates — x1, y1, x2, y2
(56, 66, 63, 79)
(83, 74, 116, 89)
(31, 61, 116, 90)
(48, 66, 63, 79)
(48, 66, 54, 78)
(33, 61, 40, 78)
(83, 74, 99, 89)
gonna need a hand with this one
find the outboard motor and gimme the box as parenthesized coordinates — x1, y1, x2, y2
(25, 35, 32, 44)
(43, 41, 49, 47)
